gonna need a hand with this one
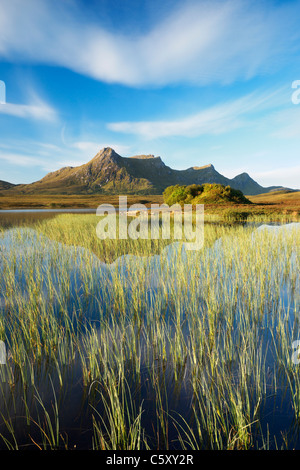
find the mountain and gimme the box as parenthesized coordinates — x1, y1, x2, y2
(0, 180, 16, 191)
(1, 147, 292, 196)
(230, 172, 293, 195)
(230, 172, 269, 196)
(15, 148, 156, 195)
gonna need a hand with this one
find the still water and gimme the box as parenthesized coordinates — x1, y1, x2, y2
(0, 212, 299, 450)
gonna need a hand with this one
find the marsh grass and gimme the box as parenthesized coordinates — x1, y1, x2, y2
(0, 214, 299, 449)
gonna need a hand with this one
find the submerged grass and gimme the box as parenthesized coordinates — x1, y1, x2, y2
(0, 213, 299, 449)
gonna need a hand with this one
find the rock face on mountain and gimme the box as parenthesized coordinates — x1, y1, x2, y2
(1, 147, 290, 195)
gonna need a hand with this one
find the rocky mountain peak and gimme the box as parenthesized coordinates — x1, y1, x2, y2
(1, 147, 291, 196)
(91, 147, 121, 161)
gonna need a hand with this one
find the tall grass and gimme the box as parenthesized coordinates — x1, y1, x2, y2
(0, 214, 298, 449)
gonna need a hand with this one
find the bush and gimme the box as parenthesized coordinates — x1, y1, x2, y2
(163, 183, 252, 206)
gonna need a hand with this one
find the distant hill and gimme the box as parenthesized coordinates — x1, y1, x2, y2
(0, 180, 16, 191)
(1, 147, 293, 196)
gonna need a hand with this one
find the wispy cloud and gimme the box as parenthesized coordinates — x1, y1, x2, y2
(0, 0, 299, 86)
(107, 88, 287, 139)
(251, 165, 300, 189)
(0, 82, 58, 121)
(0, 99, 57, 121)
(0, 152, 45, 167)
(0, 138, 131, 181)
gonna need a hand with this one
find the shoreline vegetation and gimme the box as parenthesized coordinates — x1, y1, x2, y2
(0, 216, 299, 449)
(0, 188, 299, 223)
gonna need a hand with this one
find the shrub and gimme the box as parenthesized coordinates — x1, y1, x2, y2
(163, 183, 252, 206)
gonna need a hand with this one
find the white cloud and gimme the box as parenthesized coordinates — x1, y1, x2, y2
(0, 100, 57, 121)
(0, 138, 131, 180)
(251, 165, 300, 189)
(0, 0, 299, 86)
(0, 152, 45, 167)
(107, 88, 287, 139)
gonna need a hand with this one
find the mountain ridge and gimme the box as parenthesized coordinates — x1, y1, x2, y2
(0, 180, 16, 192)
(1, 147, 294, 196)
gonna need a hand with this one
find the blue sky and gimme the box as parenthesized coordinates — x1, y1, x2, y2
(0, 0, 300, 188)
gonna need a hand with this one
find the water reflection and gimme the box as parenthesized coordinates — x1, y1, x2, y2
(0, 223, 298, 319)
(0, 222, 299, 449)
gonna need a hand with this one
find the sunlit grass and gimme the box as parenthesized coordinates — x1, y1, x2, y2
(0, 214, 299, 449)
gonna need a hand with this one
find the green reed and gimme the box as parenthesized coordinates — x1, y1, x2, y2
(0, 215, 298, 449)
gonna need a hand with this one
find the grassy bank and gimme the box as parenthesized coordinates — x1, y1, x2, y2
(201, 190, 300, 222)
(0, 194, 164, 210)
(0, 191, 299, 223)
